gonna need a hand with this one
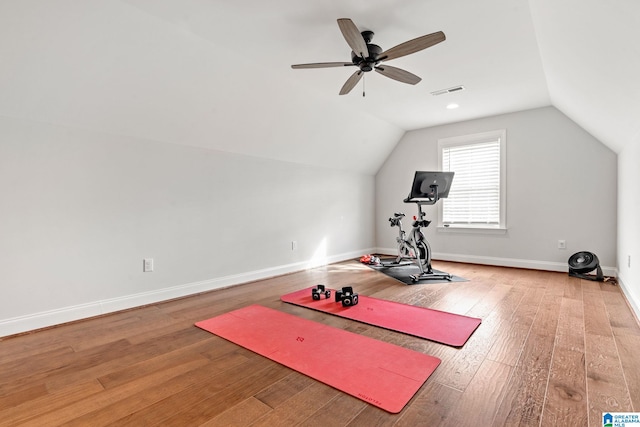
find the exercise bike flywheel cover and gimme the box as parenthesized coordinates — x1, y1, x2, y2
(568, 251, 599, 274)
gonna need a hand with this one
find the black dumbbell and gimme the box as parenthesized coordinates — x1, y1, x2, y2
(335, 286, 359, 307)
(311, 284, 331, 300)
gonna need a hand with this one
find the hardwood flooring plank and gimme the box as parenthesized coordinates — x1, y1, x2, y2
(61, 306, 171, 352)
(393, 382, 462, 427)
(96, 338, 222, 390)
(250, 382, 341, 427)
(298, 393, 368, 427)
(149, 363, 292, 426)
(601, 289, 640, 337)
(563, 276, 583, 300)
(614, 334, 640, 410)
(464, 283, 512, 319)
(485, 287, 546, 366)
(429, 286, 525, 391)
(198, 397, 273, 426)
(377, 279, 456, 309)
(493, 291, 562, 426)
(123, 315, 196, 346)
(540, 298, 588, 427)
(581, 283, 633, 425)
(0, 345, 76, 389)
(585, 334, 633, 426)
(0, 333, 69, 361)
(28, 349, 251, 426)
(254, 372, 316, 409)
(343, 404, 398, 427)
(0, 380, 105, 427)
(445, 359, 513, 427)
(0, 383, 48, 410)
(425, 280, 493, 316)
(583, 289, 618, 337)
(45, 327, 208, 393)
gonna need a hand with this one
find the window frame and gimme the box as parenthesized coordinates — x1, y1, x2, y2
(437, 129, 507, 234)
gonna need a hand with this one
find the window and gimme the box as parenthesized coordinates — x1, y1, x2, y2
(438, 129, 506, 232)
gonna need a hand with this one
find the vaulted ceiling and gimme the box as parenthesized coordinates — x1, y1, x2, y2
(1, 0, 638, 174)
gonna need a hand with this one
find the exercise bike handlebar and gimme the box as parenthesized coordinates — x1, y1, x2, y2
(404, 185, 440, 205)
(414, 219, 431, 228)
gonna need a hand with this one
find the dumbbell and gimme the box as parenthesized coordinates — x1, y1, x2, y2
(335, 286, 359, 307)
(311, 284, 331, 300)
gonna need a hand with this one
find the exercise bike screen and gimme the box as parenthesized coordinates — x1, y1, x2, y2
(408, 171, 455, 200)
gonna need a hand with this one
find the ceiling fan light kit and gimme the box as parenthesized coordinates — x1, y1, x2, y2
(291, 18, 445, 95)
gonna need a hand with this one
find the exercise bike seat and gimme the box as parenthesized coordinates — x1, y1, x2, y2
(389, 213, 405, 227)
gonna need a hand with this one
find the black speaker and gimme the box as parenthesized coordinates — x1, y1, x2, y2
(568, 251, 603, 281)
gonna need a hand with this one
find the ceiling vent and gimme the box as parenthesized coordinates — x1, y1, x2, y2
(431, 85, 465, 96)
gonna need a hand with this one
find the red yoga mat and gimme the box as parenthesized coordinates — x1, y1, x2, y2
(281, 287, 481, 347)
(195, 305, 440, 413)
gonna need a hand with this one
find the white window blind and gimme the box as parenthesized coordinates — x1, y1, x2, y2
(441, 139, 501, 226)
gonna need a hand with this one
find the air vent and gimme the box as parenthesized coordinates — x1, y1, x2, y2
(431, 85, 465, 96)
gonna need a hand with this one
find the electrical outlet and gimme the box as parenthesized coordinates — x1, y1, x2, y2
(557, 240, 566, 249)
(291, 241, 298, 251)
(143, 258, 154, 272)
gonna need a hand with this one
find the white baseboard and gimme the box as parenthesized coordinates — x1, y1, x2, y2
(376, 248, 618, 277)
(0, 248, 374, 338)
(617, 275, 640, 323)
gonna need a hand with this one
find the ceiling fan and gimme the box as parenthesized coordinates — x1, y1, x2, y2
(291, 18, 446, 95)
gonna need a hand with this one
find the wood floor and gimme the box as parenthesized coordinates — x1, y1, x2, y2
(1, 260, 639, 426)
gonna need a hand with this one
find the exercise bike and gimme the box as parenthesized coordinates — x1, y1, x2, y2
(383, 171, 454, 282)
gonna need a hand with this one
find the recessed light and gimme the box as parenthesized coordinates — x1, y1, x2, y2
(446, 103, 459, 109)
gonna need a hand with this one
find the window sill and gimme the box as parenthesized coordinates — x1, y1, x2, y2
(437, 226, 508, 235)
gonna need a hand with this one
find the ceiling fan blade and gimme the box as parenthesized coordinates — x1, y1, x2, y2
(337, 18, 368, 58)
(379, 31, 445, 62)
(375, 65, 421, 85)
(291, 62, 354, 69)
(339, 70, 363, 95)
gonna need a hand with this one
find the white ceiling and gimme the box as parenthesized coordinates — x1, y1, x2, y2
(1, 0, 638, 173)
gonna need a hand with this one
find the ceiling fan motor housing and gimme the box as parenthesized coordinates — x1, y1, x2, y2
(351, 42, 382, 71)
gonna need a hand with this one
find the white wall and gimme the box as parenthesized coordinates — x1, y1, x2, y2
(0, 116, 376, 336)
(617, 137, 640, 317)
(375, 106, 617, 273)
